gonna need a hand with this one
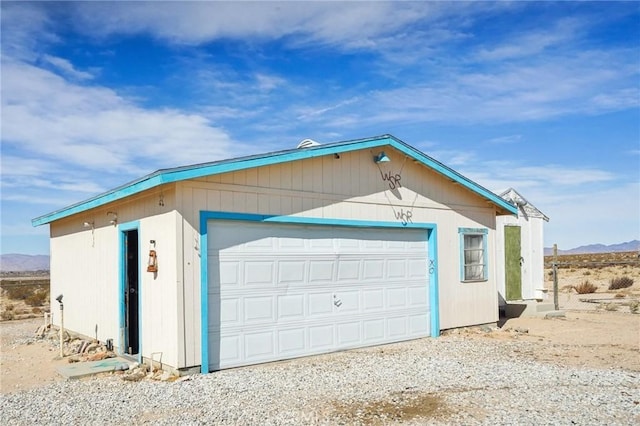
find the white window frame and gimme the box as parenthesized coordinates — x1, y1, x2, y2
(459, 228, 488, 282)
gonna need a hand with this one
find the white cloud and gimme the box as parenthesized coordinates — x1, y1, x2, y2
(42, 54, 94, 80)
(486, 135, 522, 145)
(306, 47, 639, 127)
(475, 18, 582, 62)
(1, 58, 237, 173)
(68, 2, 440, 47)
(541, 182, 640, 248)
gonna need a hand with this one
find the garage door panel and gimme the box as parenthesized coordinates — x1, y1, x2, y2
(208, 221, 429, 370)
(309, 324, 334, 349)
(309, 261, 334, 282)
(337, 260, 360, 281)
(219, 298, 240, 324)
(363, 319, 385, 341)
(278, 328, 306, 354)
(277, 294, 305, 319)
(308, 292, 333, 316)
(410, 314, 429, 335)
(387, 288, 407, 308)
(218, 334, 241, 365)
(245, 331, 275, 361)
(387, 316, 408, 337)
(244, 296, 274, 323)
(244, 262, 274, 286)
(408, 286, 428, 306)
(277, 261, 306, 284)
(335, 291, 359, 312)
(337, 321, 360, 345)
(218, 260, 240, 285)
(277, 237, 306, 250)
(387, 259, 407, 279)
(363, 259, 384, 279)
(409, 259, 428, 277)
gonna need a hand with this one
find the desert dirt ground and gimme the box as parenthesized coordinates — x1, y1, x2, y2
(1, 252, 639, 394)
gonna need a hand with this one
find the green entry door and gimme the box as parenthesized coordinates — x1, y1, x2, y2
(505, 225, 522, 300)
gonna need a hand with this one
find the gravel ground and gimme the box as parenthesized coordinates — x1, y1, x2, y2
(2, 334, 638, 425)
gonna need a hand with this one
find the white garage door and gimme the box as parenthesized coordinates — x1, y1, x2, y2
(207, 221, 429, 370)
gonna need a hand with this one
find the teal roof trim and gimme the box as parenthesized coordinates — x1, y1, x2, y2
(32, 134, 516, 226)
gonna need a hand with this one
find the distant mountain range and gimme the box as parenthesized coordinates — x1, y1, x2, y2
(2, 240, 639, 271)
(544, 240, 640, 256)
(0, 254, 50, 272)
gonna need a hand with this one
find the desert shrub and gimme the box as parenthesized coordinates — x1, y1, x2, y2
(604, 303, 619, 311)
(32, 307, 42, 314)
(629, 300, 639, 314)
(1, 310, 15, 321)
(583, 270, 591, 276)
(574, 280, 598, 294)
(608, 276, 634, 291)
(25, 290, 48, 307)
(614, 293, 626, 298)
(3, 285, 33, 300)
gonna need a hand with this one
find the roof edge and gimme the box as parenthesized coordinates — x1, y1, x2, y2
(32, 134, 516, 226)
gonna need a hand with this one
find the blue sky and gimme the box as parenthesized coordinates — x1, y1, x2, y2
(1, 1, 639, 255)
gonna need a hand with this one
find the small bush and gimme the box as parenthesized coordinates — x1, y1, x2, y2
(1, 310, 15, 321)
(608, 276, 634, 291)
(629, 300, 639, 314)
(4, 286, 33, 300)
(25, 290, 48, 307)
(605, 303, 619, 311)
(614, 293, 626, 298)
(574, 280, 598, 294)
(583, 270, 591, 276)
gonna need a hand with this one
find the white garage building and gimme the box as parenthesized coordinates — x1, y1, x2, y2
(33, 135, 517, 374)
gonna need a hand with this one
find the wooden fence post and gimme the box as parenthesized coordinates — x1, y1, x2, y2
(553, 244, 559, 311)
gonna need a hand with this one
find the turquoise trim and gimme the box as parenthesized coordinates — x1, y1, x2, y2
(118, 221, 141, 361)
(428, 227, 440, 336)
(458, 227, 488, 282)
(458, 227, 488, 234)
(199, 213, 209, 374)
(199, 211, 440, 373)
(32, 134, 517, 226)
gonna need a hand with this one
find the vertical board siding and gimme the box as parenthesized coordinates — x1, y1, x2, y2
(177, 146, 499, 369)
(50, 187, 182, 368)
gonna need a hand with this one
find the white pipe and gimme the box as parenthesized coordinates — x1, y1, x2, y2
(59, 303, 64, 357)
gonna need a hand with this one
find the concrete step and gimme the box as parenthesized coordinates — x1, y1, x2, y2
(503, 301, 558, 318)
(535, 303, 556, 313)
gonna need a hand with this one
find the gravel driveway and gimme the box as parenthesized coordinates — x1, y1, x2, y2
(2, 333, 638, 425)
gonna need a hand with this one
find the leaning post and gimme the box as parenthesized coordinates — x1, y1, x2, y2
(553, 244, 559, 311)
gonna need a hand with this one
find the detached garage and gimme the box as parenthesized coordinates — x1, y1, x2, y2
(32, 134, 516, 374)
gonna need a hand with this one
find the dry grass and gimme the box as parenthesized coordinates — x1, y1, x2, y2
(1, 277, 50, 321)
(573, 280, 598, 294)
(330, 391, 450, 424)
(608, 276, 634, 290)
(545, 251, 640, 312)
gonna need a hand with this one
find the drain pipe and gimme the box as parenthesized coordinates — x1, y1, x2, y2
(55, 294, 64, 357)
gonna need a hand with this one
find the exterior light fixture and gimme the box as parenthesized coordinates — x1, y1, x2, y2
(107, 211, 118, 226)
(374, 152, 391, 163)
